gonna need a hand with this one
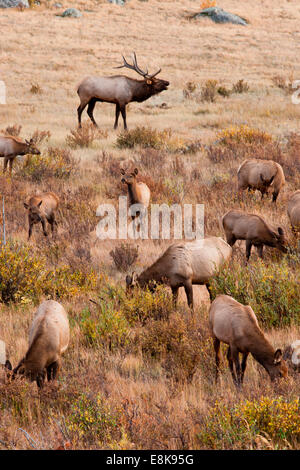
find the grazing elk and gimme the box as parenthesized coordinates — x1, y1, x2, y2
(0, 135, 40, 175)
(126, 237, 232, 309)
(237, 159, 285, 202)
(77, 53, 169, 129)
(5, 300, 70, 389)
(209, 295, 288, 387)
(24, 192, 59, 240)
(222, 209, 287, 261)
(287, 190, 300, 234)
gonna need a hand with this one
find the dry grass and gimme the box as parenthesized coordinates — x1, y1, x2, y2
(0, 0, 300, 450)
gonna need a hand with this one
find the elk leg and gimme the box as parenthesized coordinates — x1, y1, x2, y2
(241, 352, 249, 383)
(226, 234, 236, 247)
(36, 369, 46, 389)
(245, 240, 252, 261)
(231, 346, 242, 387)
(41, 218, 48, 237)
(114, 103, 120, 129)
(171, 286, 179, 307)
(3, 157, 8, 173)
(272, 191, 279, 203)
(77, 102, 88, 128)
(48, 215, 56, 238)
(257, 244, 264, 259)
(9, 158, 15, 175)
(87, 98, 98, 127)
(28, 223, 33, 240)
(120, 105, 127, 130)
(227, 346, 236, 383)
(47, 360, 60, 382)
(184, 280, 193, 310)
(213, 337, 221, 382)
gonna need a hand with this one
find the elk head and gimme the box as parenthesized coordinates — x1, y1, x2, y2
(25, 138, 41, 156)
(24, 200, 43, 224)
(116, 53, 169, 95)
(268, 349, 288, 381)
(121, 167, 138, 185)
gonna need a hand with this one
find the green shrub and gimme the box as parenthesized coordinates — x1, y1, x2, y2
(0, 241, 101, 304)
(210, 257, 300, 328)
(15, 147, 78, 181)
(197, 397, 300, 449)
(77, 302, 130, 350)
(67, 393, 122, 446)
(116, 126, 173, 150)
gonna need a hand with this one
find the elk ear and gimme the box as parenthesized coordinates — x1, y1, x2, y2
(24, 202, 29, 209)
(120, 168, 125, 175)
(146, 79, 152, 85)
(274, 349, 283, 364)
(133, 168, 138, 175)
(5, 360, 12, 371)
(37, 200, 43, 208)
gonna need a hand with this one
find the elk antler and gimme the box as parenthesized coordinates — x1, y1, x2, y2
(115, 52, 161, 79)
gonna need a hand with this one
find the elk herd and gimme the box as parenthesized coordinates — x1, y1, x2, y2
(0, 53, 299, 390)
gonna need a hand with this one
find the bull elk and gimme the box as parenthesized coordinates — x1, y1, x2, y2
(77, 53, 169, 129)
(0, 135, 40, 175)
(209, 295, 288, 387)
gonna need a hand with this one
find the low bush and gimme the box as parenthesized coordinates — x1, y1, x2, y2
(110, 243, 139, 273)
(66, 123, 107, 149)
(197, 397, 300, 449)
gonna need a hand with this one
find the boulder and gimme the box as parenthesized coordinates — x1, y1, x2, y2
(60, 8, 82, 17)
(193, 7, 248, 26)
(0, 0, 28, 7)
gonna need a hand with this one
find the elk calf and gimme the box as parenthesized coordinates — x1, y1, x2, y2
(5, 300, 70, 389)
(0, 136, 40, 175)
(24, 192, 59, 240)
(222, 209, 287, 260)
(209, 295, 288, 387)
(77, 53, 169, 129)
(126, 237, 232, 309)
(287, 190, 300, 234)
(121, 167, 150, 234)
(237, 159, 285, 202)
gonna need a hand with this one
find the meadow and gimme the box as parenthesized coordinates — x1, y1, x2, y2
(0, 0, 299, 450)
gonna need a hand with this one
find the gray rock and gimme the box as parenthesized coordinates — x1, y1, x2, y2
(193, 7, 248, 26)
(107, 0, 125, 5)
(53, 2, 62, 7)
(0, 0, 28, 7)
(61, 7, 82, 17)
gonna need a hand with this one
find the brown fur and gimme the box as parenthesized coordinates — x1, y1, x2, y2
(6, 300, 70, 389)
(0, 135, 40, 175)
(237, 159, 285, 202)
(222, 209, 287, 260)
(77, 55, 169, 129)
(24, 192, 59, 240)
(209, 295, 288, 387)
(287, 190, 300, 234)
(126, 237, 232, 309)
